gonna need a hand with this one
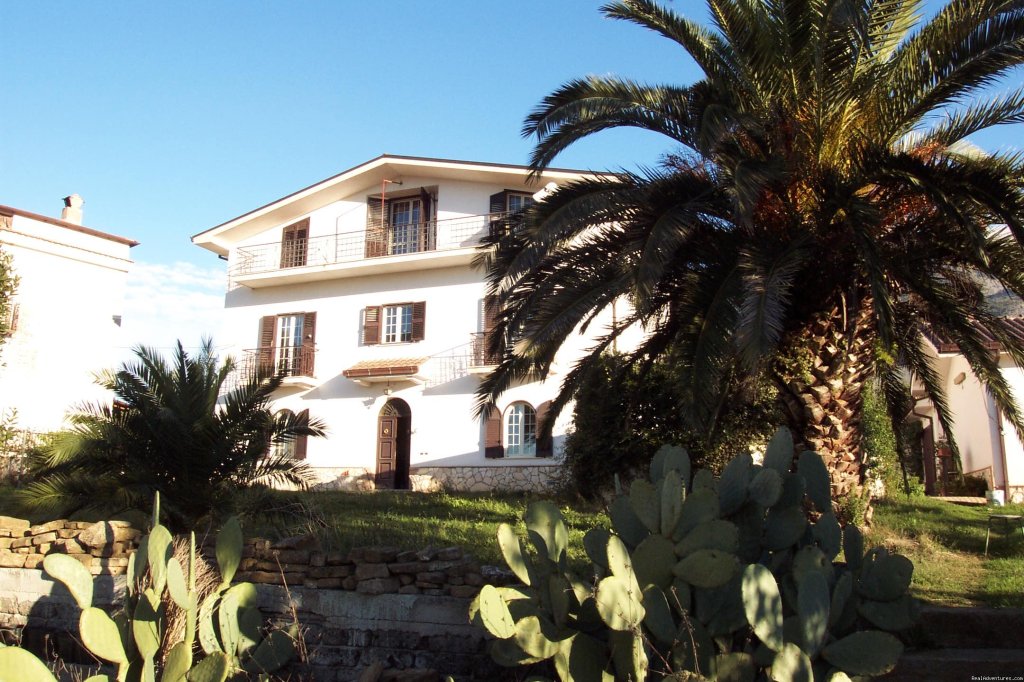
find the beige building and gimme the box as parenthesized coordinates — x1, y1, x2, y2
(0, 197, 137, 433)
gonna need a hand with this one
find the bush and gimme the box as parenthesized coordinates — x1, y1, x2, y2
(561, 353, 778, 499)
(862, 384, 923, 498)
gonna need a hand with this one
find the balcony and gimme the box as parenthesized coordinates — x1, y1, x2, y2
(230, 212, 520, 287)
(225, 346, 318, 392)
(468, 332, 500, 372)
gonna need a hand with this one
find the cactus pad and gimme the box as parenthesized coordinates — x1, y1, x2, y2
(673, 549, 738, 589)
(822, 631, 903, 676)
(742, 564, 784, 652)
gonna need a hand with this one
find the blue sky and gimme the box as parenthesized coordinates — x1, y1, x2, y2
(1, 1, 1021, 352)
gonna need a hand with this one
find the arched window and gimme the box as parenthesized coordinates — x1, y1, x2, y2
(505, 402, 537, 457)
(269, 409, 308, 460)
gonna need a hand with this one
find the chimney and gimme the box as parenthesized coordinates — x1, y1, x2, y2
(61, 194, 83, 224)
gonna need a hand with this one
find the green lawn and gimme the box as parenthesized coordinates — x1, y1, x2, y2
(242, 489, 610, 570)
(869, 496, 1024, 608)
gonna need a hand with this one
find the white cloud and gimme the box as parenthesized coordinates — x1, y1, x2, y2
(118, 260, 226, 361)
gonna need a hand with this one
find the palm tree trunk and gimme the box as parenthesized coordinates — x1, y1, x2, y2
(773, 300, 874, 509)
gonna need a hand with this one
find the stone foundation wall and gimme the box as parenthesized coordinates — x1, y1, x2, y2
(408, 465, 560, 492)
(310, 465, 561, 493)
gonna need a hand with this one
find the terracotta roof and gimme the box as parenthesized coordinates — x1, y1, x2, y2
(924, 317, 1024, 354)
(342, 358, 429, 378)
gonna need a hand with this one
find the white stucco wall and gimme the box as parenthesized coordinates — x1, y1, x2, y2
(914, 349, 1024, 498)
(0, 213, 133, 432)
(202, 160, 645, 489)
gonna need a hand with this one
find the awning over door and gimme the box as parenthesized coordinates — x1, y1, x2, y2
(342, 357, 429, 386)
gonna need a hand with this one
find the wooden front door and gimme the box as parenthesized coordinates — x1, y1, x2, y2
(376, 415, 398, 488)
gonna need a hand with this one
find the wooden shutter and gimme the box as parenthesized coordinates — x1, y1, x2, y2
(258, 316, 276, 371)
(365, 197, 390, 257)
(363, 306, 382, 345)
(420, 188, 435, 250)
(484, 405, 504, 459)
(489, 191, 508, 215)
(536, 400, 553, 458)
(300, 312, 317, 376)
(411, 301, 426, 341)
(293, 409, 309, 460)
(482, 296, 501, 364)
(280, 219, 309, 268)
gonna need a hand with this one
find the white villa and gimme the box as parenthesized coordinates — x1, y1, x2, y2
(0, 197, 136, 433)
(192, 155, 624, 492)
(913, 321, 1024, 503)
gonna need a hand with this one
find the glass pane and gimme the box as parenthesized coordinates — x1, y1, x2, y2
(276, 315, 303, 375)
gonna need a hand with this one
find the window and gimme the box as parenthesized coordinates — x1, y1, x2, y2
(257, 312, 317, 377)
(505, 402, 537, 457)
(383, 304, 414, 343)
(365, 190, 435, 257)
(2, 303, 18, 337)
(506, 192, 534, 214)
(271, 410, 297, 460)
(280, 219, 309, 268)
(267, 409, 309, 460)
(363, 302, 426, 345)
(485, 400, 553, 459)
(389, 199, 422, 255)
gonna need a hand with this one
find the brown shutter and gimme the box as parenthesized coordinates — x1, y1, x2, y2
(365, 197, 389, 257)
(300, 312, 317, 376)
(420, 188, 435, 251)
(484, 405, 504, 459)
(489, 191, 508, 215)
(363, 306, 382, 345)
(280, 219, 309, 268)
(536, 400, 553, 458)
(258, 316, 276, 371)
(293, 409, 309, 460)
(411, 301, 426, 341)
(482, 296, 501, 364)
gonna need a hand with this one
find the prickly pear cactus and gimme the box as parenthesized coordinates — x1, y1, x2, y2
(471, 428, 915, 680)
(3, 493, 298, 682)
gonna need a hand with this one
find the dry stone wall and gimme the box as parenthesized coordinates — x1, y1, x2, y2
(0, 516, 520, 680)
(237, 537, 498, 599)
(0, 516, 140, 575)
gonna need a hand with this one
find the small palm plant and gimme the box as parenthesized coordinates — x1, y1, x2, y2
(17, 339, 324, 532)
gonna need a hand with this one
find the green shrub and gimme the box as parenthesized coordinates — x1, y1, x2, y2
(863, 384, 923, 499)
(561, 354, 778, 499)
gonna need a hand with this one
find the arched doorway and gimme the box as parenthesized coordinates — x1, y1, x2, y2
(376, 398, 411, 489)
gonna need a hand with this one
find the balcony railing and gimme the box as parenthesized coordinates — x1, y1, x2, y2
(469, 332, 500, 367)
(231, 211, 519, 278)
(222, 346, 317, 394)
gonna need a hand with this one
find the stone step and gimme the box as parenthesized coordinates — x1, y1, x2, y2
(911, 606, 1024, 650)
(882, 648, 1024, 681)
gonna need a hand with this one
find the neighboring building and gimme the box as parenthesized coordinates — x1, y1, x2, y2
(192, 155, 629, 492)
(0, 196, 137, 433)
(911, 320, 1024, 503)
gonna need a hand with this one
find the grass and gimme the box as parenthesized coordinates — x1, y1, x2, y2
(869, 496, 1024, 608)
(242, 489, 610, 570)
(5, 481, 1021, 607)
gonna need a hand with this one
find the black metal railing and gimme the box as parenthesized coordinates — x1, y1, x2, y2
(470, 332, 500, 367)
(231, 211, 516, 278)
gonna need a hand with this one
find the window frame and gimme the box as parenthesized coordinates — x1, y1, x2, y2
(504, 401, 538, 458)
(382, 303, 414, 344)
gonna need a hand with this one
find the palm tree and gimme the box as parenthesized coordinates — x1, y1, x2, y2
(478, 0, 1024, 507)
(18, 340, 325, 531)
